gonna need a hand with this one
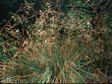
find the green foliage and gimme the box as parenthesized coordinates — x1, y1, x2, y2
(1, 41, 102, 83)
(0, 0, 112, 83)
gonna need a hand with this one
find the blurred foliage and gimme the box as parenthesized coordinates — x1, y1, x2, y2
(0, 0, 112, 83)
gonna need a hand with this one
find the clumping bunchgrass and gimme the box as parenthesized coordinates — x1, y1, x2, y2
(0, 2, 109, 83)
(0, 36, 106, 83)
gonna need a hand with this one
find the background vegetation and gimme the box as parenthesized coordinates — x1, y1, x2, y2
(0, 0, 112, 83)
